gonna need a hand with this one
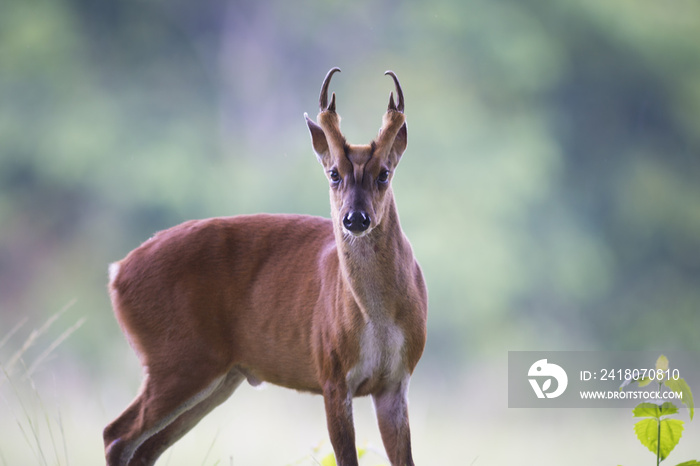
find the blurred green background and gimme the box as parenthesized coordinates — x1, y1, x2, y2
(1, 0, 699, 464)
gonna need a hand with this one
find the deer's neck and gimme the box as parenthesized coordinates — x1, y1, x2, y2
(335, 196, 414, 321)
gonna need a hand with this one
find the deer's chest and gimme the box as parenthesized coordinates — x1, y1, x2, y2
(345, 320, 406, 396)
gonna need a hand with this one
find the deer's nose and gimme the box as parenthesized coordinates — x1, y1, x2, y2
(343, 211, 371, 233)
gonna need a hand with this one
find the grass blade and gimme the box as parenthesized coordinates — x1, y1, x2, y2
(4, 299, 76, 379)
(24, 317, 86, 380)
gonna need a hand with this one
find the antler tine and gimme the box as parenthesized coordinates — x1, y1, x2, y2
(384, 70, 404, 113)
(319, 67, 341, 112)
(388, 92, 396, 111)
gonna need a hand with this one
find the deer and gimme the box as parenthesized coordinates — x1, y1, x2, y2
(103, 68, 428, 466)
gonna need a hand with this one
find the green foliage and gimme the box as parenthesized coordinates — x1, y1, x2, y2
(290, 444, 382, 466)
(623, 356, 697, 466)
(2, 0, 700, 367)
(664, 378, 695, 421)
(633, 416, 683, 462)
(319, 447, 367, 466)
(633, 402, 679, 419)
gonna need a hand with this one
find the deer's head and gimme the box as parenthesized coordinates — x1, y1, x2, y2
(305, 68, 407, 238)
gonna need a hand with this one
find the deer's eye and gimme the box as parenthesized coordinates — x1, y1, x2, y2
(329, 169, 341, 184)
(377, 170, 390, 184)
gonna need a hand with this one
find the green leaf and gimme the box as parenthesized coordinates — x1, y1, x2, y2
(635, 418, 657, 452)
(675, 461, 700, 466)
(633, 402, 678, 418)
(638, 376, 654, 388)
(657, 355, 670, 371)
(665, 378, 695, 421)
(319, 447, 367, 465)
(320, 452, 337, 466)
(619, 375, 653, 390)
(660, 401, 681, 417)
(659, 419, 685, 460)
(634, 418, 684, 460)
(634, 403, 663, 418)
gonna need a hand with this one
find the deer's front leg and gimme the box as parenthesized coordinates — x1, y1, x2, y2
(323, 378, 358, 466)
(372, 378, 414, 466)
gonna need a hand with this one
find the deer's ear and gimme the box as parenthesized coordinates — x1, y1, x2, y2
(305, 113, 330, 166)
(389, 122, 407, 164)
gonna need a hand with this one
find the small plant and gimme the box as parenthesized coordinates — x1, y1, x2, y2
(0, 302, 84, 466)
(289, 443, 387, 466)
(620, 355, 697, 466)
(318, 447, 368, 466)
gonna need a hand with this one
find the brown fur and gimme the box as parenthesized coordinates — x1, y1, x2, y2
(104, 69, 427, 466)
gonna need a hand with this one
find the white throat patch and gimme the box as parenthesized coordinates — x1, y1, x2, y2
(346, 320, 405, 395)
